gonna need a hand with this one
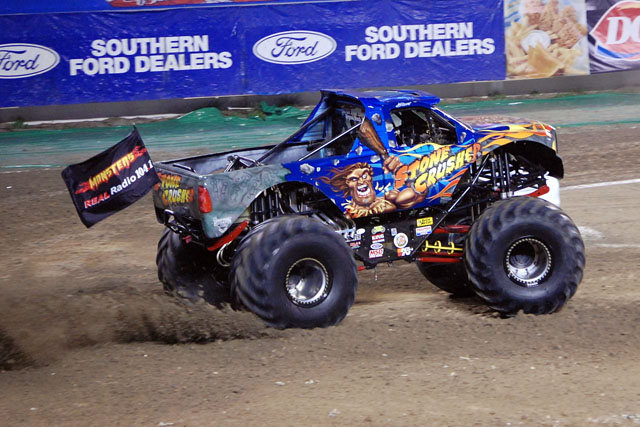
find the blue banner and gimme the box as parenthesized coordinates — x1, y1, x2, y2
(244, 0, 505, 93)
(0, 0, 334, 14)
(0, 0, 505, 107)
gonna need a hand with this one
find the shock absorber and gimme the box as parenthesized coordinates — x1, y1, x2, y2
(490, 156, 499, 191)
(503, 151, 513, 198)
(491, 151, 513, 199)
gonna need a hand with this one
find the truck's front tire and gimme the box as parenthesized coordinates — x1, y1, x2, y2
(230, 216, 358, 329)
(465, 197, 585, 315)
(156, 229, 231, 307)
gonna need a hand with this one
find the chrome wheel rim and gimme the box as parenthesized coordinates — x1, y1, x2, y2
(285, 258, 329, 306)
(505, 238, 552, 287)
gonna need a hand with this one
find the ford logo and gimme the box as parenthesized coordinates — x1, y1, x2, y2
(0, 43, 60, 79)
(253, 31, 336, 65)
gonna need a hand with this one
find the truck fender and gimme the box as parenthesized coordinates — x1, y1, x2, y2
(200, 164, 290, 239)
(482, 140, 564, 179)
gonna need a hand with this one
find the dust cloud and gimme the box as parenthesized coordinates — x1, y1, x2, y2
(0, 286, 271, 370)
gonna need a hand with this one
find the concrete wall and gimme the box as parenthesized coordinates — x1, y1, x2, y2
(2, 69, 639, 123)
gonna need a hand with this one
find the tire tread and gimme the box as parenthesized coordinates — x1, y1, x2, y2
(230, 216, 357, 329)
(465, 197, 585, 315)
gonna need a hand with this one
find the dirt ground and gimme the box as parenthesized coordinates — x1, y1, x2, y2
(1, 121, 639, 426)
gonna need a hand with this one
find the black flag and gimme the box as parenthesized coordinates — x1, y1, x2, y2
(61, 127, 160, 228)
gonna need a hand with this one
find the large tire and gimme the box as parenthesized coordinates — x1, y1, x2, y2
(465, 197, 585, 315)
(156, 229, 231, 307)
(230, 215, 358, 329)
(416, 263, 474, 297)
(417, 216, 474, 297)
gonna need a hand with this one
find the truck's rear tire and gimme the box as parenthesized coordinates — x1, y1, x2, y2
(465, 197, 585, 315)
(156, 229, 231, 307)
(230, 215, 358, 329)
(416, 262, 474, 297)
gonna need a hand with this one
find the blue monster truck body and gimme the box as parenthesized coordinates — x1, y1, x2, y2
(152, 89, 583, 328)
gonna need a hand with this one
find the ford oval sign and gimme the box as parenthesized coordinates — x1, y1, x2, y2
(253, 31, 337, 65)
(0, 44, 60, 79)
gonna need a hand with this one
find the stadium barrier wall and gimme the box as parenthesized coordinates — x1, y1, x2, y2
(0, 0, 639, 121)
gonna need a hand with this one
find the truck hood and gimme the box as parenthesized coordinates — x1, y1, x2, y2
(458, 115, 554, 131)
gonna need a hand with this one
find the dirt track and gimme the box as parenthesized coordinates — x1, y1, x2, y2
(1, 120, 640, 426)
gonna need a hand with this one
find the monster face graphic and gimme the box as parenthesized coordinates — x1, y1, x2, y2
(321, 162, 395, 218)
(346, 165, 376, 207)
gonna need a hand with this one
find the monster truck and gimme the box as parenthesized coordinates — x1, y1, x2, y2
(152, 89, 585, 328)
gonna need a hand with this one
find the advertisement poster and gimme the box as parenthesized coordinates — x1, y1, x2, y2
(0, 10, 245, 107)
(505, 0, 590, 79)
(0, 0, 505, 107)
(587, 0, 640, 73)
(243, 0, 505, 95)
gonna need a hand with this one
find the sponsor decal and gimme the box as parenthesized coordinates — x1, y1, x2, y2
(417, 217, 434, 227)
(253, 31, 337, 64)
(371, 225, 386, 234)
(397, 247, 412, 257)
(390, 227, 398, 236)
(0, 43, 60, 79)
(591, 1, 640, 61)
(342, 228, 360, 242)
(394, 144, 480, 193)
(346, 233, 361, 242)
(393, 232, 408, 248)
(372, 233, 385, 243)
(416, 225, 433, 237)
(157, 172, 195, 206)
(345, 231, 362, 248)
(370, 242, 384, 250)
(369, 248, 384, 258)
(357, 228, 366, 235)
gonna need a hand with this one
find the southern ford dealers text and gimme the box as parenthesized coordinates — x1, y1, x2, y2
(345, 23, 495, 61)
(69, 35, 232, 76)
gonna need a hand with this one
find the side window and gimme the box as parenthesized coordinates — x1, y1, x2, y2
(297, 113, 327, 143)
(295, 99, 366, 159)
(324, 101, 365, 157)
(390, 108, 457, 147)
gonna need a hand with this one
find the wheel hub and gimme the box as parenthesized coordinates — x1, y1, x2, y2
(285, 258, 330, 306)
(505, 237, 552, 287)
